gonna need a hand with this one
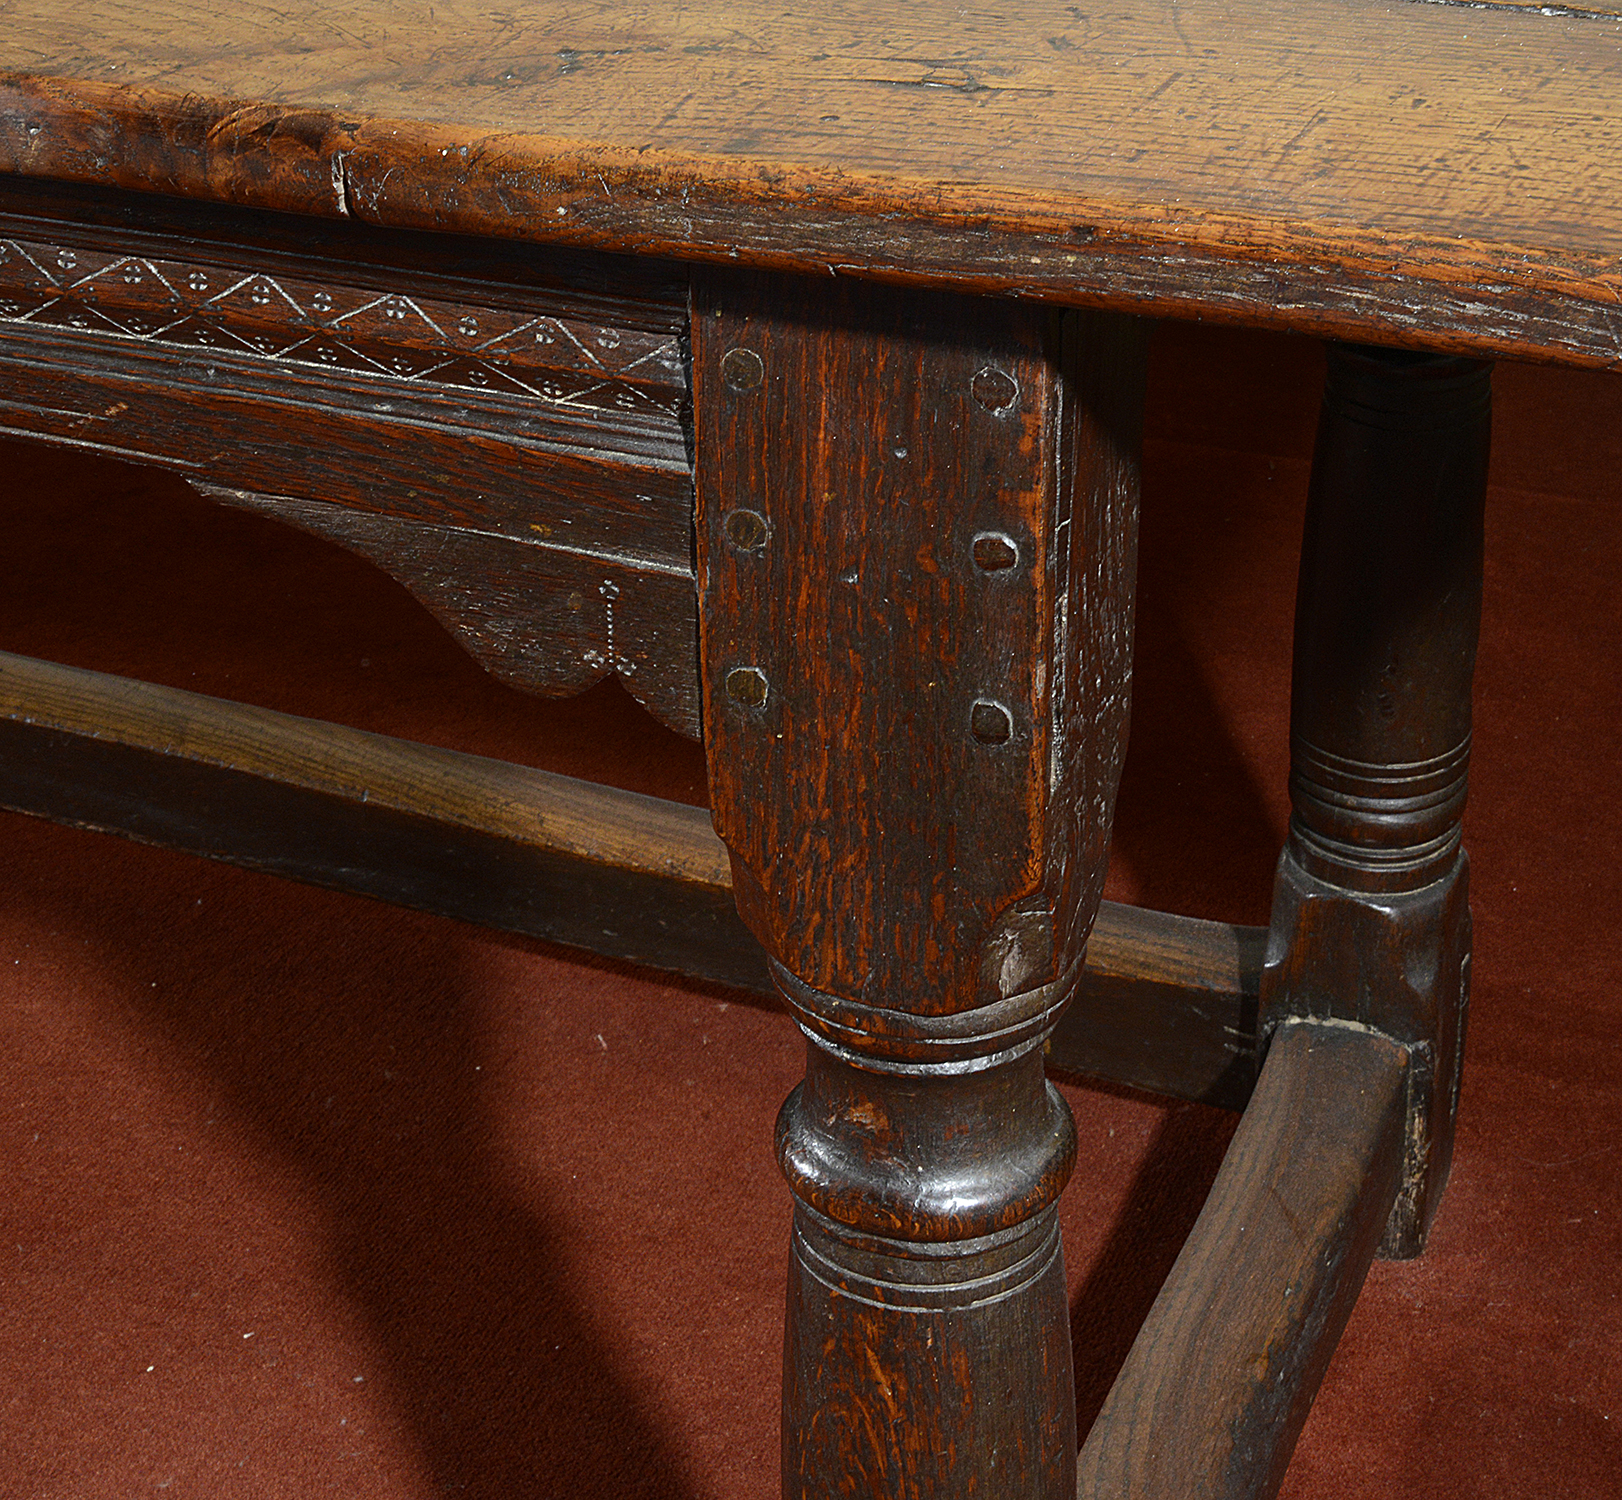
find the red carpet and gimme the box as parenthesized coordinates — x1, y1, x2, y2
(1, 320, 1617, 1496)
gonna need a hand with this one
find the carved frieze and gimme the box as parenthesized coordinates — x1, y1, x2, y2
(0, 233, 685, 424)
(0, 188, 701, 735)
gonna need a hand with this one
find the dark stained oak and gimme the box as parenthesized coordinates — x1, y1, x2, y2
(0, 648, 747, 983)
(694, 270, 1144, 1498)
(0, 646, 1264, 1100)
(1260, 345, 1489, 1257)
(196, 484, 700, 737)
(0, 6, 1552, 1490)
(697, 285, 1130, 1017)
(1077, 1020, 1410, 1500)
(0, 175, 700, 735)
(1059, 902, 1264, 1112)
(4, 0, 1622, 364)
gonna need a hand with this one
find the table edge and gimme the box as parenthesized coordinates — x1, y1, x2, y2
(3, 72, 1619, 367)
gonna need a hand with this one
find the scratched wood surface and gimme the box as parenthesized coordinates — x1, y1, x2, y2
(2, 1, 1622, 361)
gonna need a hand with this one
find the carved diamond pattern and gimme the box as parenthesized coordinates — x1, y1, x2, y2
(0, 287, 63, 322)
(157, 315, 323, 361)
(286, 338, 395, 377)
(0, 234, 686, 418)
(72, 256, 186, 315)
(204, 271, 309, 320)
(366, 346, 458, 381)
(24, 296, 134, 339)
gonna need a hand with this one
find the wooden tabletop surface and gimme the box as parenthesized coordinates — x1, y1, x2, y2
(2, 1, 1621, 361)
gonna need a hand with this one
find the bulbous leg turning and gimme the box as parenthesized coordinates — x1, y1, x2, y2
(691, 270, 1147, 1498)
(775, 977, 1080, 1500)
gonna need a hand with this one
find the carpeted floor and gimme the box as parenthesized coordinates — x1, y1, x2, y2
(1, 320, 1617, 1498)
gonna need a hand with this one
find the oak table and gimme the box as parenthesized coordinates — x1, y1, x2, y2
(2, 3, 1618, 1496)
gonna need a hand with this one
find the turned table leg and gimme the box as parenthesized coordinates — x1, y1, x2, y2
(692, 273, 1146, 1497)
(1261, 344, 1491, 1256)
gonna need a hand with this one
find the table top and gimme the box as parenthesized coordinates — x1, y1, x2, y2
(3, 1, 1621, 362)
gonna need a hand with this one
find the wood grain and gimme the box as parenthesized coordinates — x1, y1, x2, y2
(1077, 1019, 1409, 1500)
(0, 648, 755, 986)
(0, 645, 1265, 1100)
(0, 211, 688, 424)
(693, 272, 1145, 1497)
(696, 273, 1076, 1015)
(1056, 903, 1264, 1111)
(694, 272, 1089, 1496)
(199, 485, 700, 738)
(3, 1, 1622, 360)
(1260, 345, 1489, 1256)
(0, 648, 724, 879)
(695, 283, 1143, 1018)
(0, 175, 702, 733)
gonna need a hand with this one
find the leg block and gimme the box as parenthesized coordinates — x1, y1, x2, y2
(692, 270, 1147, 1496)
(1263, 850, 1469, 1256)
